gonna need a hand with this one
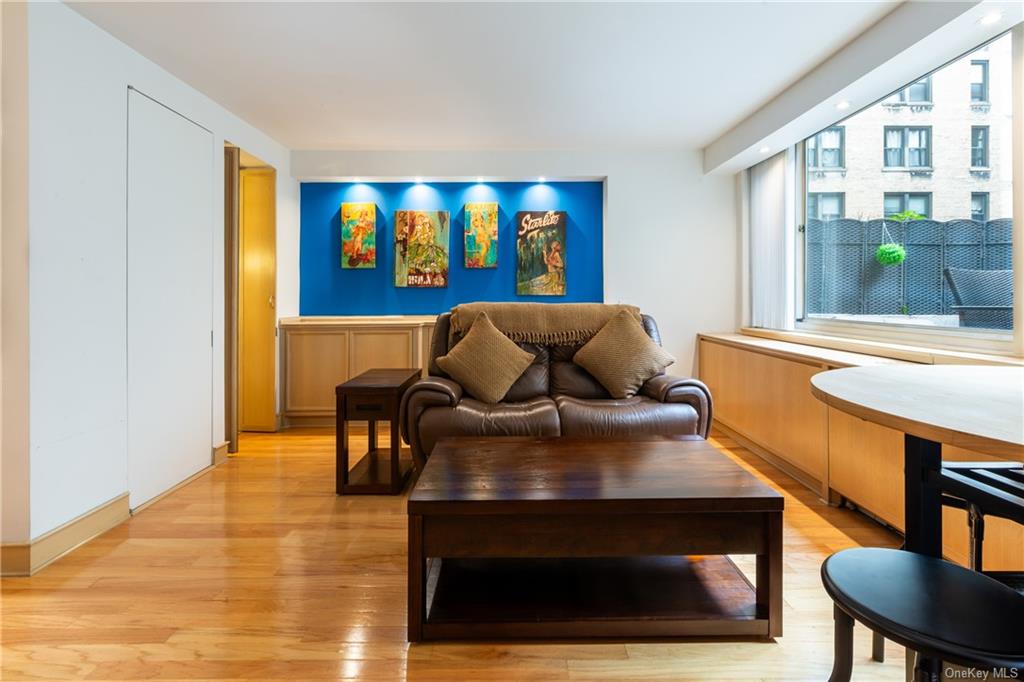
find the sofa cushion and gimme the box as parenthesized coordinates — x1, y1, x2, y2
(572, 311, 675, 399)
(555, 395, 700, 438)
(417, 396, 561, 456)
(503, 344, 550, 402)
(436, 312, 535, 404)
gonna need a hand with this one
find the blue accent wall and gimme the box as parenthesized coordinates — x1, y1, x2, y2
(299, 181, 604, 315)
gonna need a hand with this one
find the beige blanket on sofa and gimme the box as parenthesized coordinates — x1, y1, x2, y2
(450, 302, 642, 345)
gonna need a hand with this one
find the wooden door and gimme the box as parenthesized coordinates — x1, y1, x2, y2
(239, 167, 277, 431)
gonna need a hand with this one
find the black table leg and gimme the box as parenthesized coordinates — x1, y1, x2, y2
(904, 433, 943, 679)
(904, 433, 942, 558)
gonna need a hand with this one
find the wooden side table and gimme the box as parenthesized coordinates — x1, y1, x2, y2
(336, 368, 421, 495)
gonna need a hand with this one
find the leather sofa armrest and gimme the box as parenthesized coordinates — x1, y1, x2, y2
(640, 375, 713, 438)
(399, 377, 464, 469)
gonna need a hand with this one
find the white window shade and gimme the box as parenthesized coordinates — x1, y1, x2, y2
(748, 149, 796, 330)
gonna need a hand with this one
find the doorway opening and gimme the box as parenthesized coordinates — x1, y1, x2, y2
(225, 144, 277, 453)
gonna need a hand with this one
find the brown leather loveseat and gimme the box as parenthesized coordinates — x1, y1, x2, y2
(399, 307, 713, 468)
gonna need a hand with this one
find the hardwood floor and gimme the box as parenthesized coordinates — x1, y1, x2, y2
(1, 428, 907, 681)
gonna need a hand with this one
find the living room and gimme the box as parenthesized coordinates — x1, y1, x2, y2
(1, 1, 1022, 680)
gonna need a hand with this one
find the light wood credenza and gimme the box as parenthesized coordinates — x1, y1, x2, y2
(697, 331, 1024, 570)
(279, 316, 436, 426)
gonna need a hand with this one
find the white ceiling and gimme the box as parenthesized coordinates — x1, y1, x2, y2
(72, 1, 899, 151)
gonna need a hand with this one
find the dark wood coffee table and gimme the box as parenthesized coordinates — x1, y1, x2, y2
(407, 436, 784, 641)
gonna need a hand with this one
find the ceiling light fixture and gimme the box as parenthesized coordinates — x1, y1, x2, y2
(758, 146, 771, 154)
(476, 177, 483, 183)
(538, 176, 546, 183)
(414, 177, 423, 184)
(353, 177, 362, 183)
(978, 10, 1002, 25)
(836, 100, 851, 111)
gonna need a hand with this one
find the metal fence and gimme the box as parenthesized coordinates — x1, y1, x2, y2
(805, 218, 1013, 316)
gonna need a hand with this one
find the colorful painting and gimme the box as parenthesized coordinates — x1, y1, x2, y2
(464, 202, 498, 268)
(516, 210, 566, 296)
(340, 202, 376, 269)
(394, 210, 449, 287)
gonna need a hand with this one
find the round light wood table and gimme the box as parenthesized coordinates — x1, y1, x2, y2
(811, 365, 1024, 557)
(812, 365, 1024, 679)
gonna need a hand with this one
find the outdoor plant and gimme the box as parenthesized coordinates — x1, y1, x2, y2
(874, 210, 923, 266)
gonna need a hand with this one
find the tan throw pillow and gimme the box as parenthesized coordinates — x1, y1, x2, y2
(436, 312, 535, 404)
(573, 310, 675, 399)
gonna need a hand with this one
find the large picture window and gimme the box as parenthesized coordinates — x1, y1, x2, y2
(801, 32, 1015, 337)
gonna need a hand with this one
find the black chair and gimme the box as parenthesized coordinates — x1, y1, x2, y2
(822, 547, 1024, 682)
(940, 461, 1024, 588)
(944, 267, 1013, 330)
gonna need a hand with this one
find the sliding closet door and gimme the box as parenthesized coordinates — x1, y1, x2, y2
(127, 90, 214, 508)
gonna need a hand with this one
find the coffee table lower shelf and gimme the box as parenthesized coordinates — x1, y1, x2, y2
(419, 555, 767, 640)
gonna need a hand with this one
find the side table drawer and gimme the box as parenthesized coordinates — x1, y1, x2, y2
(344, 395, 392, 421)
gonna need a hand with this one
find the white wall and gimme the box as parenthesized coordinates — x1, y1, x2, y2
(291, 149, 738, 374)
(10, 2, 299, 541)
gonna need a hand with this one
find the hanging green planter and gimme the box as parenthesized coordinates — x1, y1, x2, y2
(875, 220, 906, 266)
(875, 242, 906, 266)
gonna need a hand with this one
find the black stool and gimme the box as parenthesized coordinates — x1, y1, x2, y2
(870, 460, 1024, 667)
(822, 547, 1024, 682)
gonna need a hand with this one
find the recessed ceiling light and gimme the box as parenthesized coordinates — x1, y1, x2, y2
(979, 10, 1002, 25)
(538, 176, 546, 183)
(758, 146, 771, 154)
(476, 177, 483, 183)
(836, 100, 851, 111)
(353, 177, 361, 183)
(414, 177, 423, 184)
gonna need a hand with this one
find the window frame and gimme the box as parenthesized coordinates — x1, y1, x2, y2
(883, 125, 932, 169)
(971, 125, 990, 168)
(970, 59, 990, 102)
(808, 191, 845, 221)
(792, 26, 1021, 356)
(807, 126, 845, 170)
(971, 192, 990, 222)
(883, 192, 932, 218)
(891, 76, 933, 104)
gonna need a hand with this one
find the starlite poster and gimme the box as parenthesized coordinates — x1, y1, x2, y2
(394, 210, 449, 287)
(515, 210, 566, 296)
(464, 202, 498, 268)
(340, 202, 376, 269)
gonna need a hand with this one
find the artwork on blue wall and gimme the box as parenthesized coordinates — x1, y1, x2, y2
(394, 210, 449, 288)
(465, 202, 498, 268)
(299, 181, 603, 315)
(516, 211, 567, 295)
(340, 202, 376, 269)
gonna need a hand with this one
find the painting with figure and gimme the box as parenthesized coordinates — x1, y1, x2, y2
(464, 202, 498, 268)
(515, 210, 566, 296)
(340, 202, 376, 269)
(394, 210, 449, 287)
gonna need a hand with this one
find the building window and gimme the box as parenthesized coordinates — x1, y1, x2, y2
(884, 192, 932, 218)
(889, 76, 933, 103)
(971, 126, 989, 167)
(971, 192, 989, 222)
(807, 192, 845, 221)
(807, 127, 845, 169)
(800, 31, 1015, 338)
(884, 126, 931, 168)
(970, 60, 989, 102)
